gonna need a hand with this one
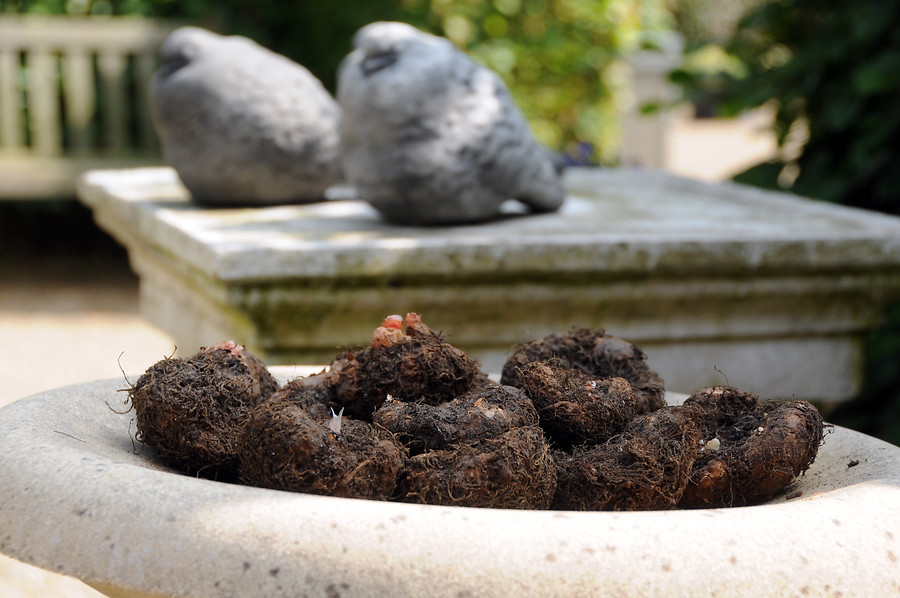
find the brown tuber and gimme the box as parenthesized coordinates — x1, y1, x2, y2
(372, 373, 554, 508)
(127, 341, 278, 479)
(678, 386, 825, 508)
(267, 372, 336, 419)
(397, 426, 557, 509)
(373, 383, 538, 454)
(552, 406, 702, 511)
(508, 361, 640, 449)
(501, 328, 666, 414)
(238, 397, 406, 500)
(328, 313, 481, 420)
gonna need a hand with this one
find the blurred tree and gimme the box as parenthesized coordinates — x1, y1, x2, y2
(665, 0, 762, 116)
(699, 0, 900, 214)
(668, 0, 763, 45)
(1, 0, 672, 163)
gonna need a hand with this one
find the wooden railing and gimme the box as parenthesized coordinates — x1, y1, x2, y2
(0, 16, 178, 198)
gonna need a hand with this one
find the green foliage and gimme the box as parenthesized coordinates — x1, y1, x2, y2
(712, 0, 900, 213)
(1, 0, 672, 162)
(665, 0, 761, 116)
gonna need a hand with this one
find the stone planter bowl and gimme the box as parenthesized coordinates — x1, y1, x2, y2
(1, 367, 898, 597)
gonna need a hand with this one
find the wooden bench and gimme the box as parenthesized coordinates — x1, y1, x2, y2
(0, 15, 178, 198)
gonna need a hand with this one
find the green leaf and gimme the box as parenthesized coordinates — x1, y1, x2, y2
(731, 161, 785, 191)
(853, 51, 900, 94)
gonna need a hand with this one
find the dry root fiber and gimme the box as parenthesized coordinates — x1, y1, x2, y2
(678, 386, 825, 508)
(373, 383, 538, 455)
(239, 397, 406, 500)
(502, 328, 666, 414)
(509, 361, 640, 449)
(552, 406, 702, 511)
(128, 341, 277, 478)
(328, 314, 481, 420)
(397, 426, 556, 509)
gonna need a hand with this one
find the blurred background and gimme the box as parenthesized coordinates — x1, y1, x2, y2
(0, 0, 898, 594)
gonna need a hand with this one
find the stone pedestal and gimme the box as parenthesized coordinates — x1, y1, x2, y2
(78, 166, 900, 401)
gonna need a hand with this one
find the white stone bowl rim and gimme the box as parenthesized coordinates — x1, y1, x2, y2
(1, 367, 899, 598)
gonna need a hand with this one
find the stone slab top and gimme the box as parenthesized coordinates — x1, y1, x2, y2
(78, 167, 900, 283)
(0, 371, 898, 598)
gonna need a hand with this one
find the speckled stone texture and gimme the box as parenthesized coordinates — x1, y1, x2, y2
(337, 21, 564, 224)
(0, 371, 898, 597)
(150, 27, 342, 205)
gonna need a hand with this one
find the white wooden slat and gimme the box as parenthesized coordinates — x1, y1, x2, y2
(62, 49, 94, 153)
(97, 51, 127, 155)
(28, 48, 62, 156)
(0, 15, 180, 198)
(0, 48, 23, 150)
(0, 16, 177, 54)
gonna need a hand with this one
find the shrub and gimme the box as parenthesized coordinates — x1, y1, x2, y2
(713, 0, 900, 213)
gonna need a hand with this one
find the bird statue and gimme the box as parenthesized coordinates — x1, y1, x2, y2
(337, 21, 565, 225)
(150, 27, 342, 205)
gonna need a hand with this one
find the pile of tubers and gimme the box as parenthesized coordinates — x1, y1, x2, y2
(126, 314, 825, 510)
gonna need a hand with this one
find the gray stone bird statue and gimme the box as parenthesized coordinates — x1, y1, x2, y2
(150, 27, 342, 205)
(337, 21, 565, 225)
